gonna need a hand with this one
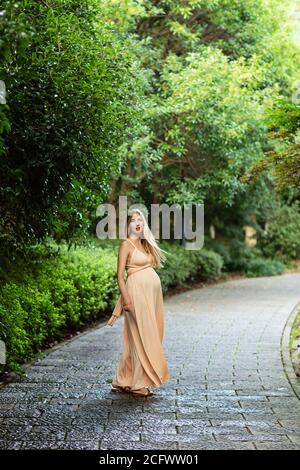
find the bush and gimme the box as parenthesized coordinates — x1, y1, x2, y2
(0, 284, 32, 373)
(245, 258, 286, 277)
(205, 237, 287, 276)
(204, 238, 233, 269)
(158, 242, 224, 292)
(0, 244, 120, 373)
(205, 238, 261, 272)
(2, 235, 288, 375)
(0, 0, 145, 259)
(227, 240, 263, 272)
(0, 240, 224, 372)
(258, 204, 300, 262)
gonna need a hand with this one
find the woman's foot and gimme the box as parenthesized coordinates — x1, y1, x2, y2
(111, 384, 131, 394)
(130, 387, 154, 397)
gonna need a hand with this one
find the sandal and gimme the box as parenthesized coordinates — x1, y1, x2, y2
(111, 384, 131, 394)
(130, 387, 154, 397)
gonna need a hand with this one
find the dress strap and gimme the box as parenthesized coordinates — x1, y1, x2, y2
(126, 238, 137, 249)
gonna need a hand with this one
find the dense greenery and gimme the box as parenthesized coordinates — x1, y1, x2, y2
(0, 240, 223, 373)
(0, 1, 300, 373)
(1, 0, 299, 256)
(243, 100, 300, 198)
(205, 237, 286, 276)
(257, 203, 300, 261)
(109, 0, 298, 201)
(0, 0, 145, 261)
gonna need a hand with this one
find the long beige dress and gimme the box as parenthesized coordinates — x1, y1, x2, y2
(110, 238, 171, 390)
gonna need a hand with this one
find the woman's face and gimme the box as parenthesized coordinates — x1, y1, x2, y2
(128, 212, 144, 237)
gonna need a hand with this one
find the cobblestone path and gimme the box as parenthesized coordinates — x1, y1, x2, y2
(0, 273, 300, 450)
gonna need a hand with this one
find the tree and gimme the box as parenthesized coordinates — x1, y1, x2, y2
(242, 100, 300, 199)
(109, 1, 300, 224)
(0, 0, 146, 261)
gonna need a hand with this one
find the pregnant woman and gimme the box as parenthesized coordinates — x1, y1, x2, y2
(107, 208, 171, 397)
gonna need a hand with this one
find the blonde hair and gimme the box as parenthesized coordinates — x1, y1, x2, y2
(125, 208, 168, 268)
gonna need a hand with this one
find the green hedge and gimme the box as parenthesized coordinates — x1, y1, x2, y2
(258, 204, 300, 262)
(1, 236, 291, 374)
(0, 244, 120, 373)
(0, 241, 223, 374)
(205, 238, 287, 276)
(245, 258, 286, 277)
(158, 242, 224, 292)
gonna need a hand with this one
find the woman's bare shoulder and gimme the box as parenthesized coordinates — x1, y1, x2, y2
(119, 239, 131, 252)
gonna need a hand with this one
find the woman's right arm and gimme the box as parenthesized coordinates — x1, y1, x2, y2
(117, 241, 130, 302)
(107, 241, 133, 326)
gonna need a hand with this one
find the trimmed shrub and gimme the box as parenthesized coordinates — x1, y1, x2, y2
(245, 258, 286, 277)
(258, 204, 300, 262)
(158, 242, 224, 292)
(0, 240, 223, 372)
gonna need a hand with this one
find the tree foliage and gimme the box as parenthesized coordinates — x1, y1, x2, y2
(0, 0, 145, 260)
(109, 0, 300, 218)
(0, 0, 299, 259)
(243, 100, 300, 198)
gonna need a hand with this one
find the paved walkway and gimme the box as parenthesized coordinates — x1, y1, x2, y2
(1, 273, 300, 450)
